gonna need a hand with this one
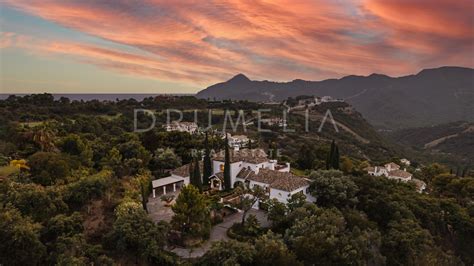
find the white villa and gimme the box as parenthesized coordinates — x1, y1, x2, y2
(209, 148, 315, 204)
(223, 133, 250, 150)
(164, 122, 198, 134)
(151, 148, 315, 205)
(366, 162, 426, 192)
(367, 162, 412, 181)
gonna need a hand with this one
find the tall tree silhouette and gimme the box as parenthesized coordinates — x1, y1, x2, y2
(224, 134, 232, 190)
(333, 145, 340, 170)
(326, 140, 340, 170)
(326, 140, 336, 170)
(203, 132, 212, 187)
(191, 157, 202, 192)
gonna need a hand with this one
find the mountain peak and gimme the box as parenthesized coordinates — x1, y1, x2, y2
(228, 73, 250, 83)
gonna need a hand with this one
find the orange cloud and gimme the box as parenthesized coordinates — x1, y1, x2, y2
(2, 0, 472, 86)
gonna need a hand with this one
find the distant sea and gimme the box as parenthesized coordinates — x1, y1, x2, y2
(0, 93, 194, 101)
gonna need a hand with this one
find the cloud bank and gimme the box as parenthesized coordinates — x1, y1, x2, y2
(2, 0, 473, 86)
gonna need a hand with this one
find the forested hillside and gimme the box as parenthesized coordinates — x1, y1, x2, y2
(0, 94, 472, 265)
(197, 67, 474, 129)
(387, 121, 474, 164)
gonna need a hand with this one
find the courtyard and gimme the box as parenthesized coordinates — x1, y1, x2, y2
(147, 193, 270, 258)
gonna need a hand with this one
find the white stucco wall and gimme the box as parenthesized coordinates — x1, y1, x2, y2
(269, 185, 315, 204)
(212, 160, 242, 188)
(270, 188, 291, 204)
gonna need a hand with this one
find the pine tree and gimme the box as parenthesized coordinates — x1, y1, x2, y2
(193, 157, 203, 192)
(224, 134, 232, 191)
(171, 185, 211, 239)
(203, 132, 212, 187)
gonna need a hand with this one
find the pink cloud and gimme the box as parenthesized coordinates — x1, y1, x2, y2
(2, 0, 472, 86)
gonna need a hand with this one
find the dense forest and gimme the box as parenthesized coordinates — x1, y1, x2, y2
(0, 94, 472, 265)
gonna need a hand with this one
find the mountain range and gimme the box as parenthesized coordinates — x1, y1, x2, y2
(196, 67, 474, 129)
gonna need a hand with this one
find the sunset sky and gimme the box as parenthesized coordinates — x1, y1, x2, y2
(1, 0, 473, 93)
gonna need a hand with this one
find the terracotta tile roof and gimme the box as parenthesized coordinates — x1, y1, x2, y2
(385, 162, 400, 170)
(211, 172, 224, 181)
(171, 161, 203, 177)
(410, 178, 426, 191)
(270, 175, 310, 192)
(213, 148, 268, 164)
(388, 169, 412, 179)
(236, 168, 255, 179)
(246, 168, 280, 184)
(247, 168, 310, 192)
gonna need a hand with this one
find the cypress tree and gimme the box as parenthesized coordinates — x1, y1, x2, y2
(224, 134, 232, 191)
(203, 132, 212, 186)
(192, 157, 203, 192)
(332, 144, 340, 170)
(326, 140, 336, 170)
(188, 158, 194, 179)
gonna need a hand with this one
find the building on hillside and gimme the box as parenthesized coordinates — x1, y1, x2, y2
(209, 148, 313, 206)
(260, 118, 288, 127)
(164, 122, 198, 134)
(366, 162, 411, 180)
(297, 97, 318, 107)
(224, 133, 251, 150)
(366, 162, 424, 192)
(387, 169, 412, 181)
(321, 96, 344, 103)
(159, 148, 314, 206)
(151, 162, 202, 197)
(411, 178, 427, 193)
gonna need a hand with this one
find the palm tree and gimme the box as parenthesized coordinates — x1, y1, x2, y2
(32, 126, 56, 152)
